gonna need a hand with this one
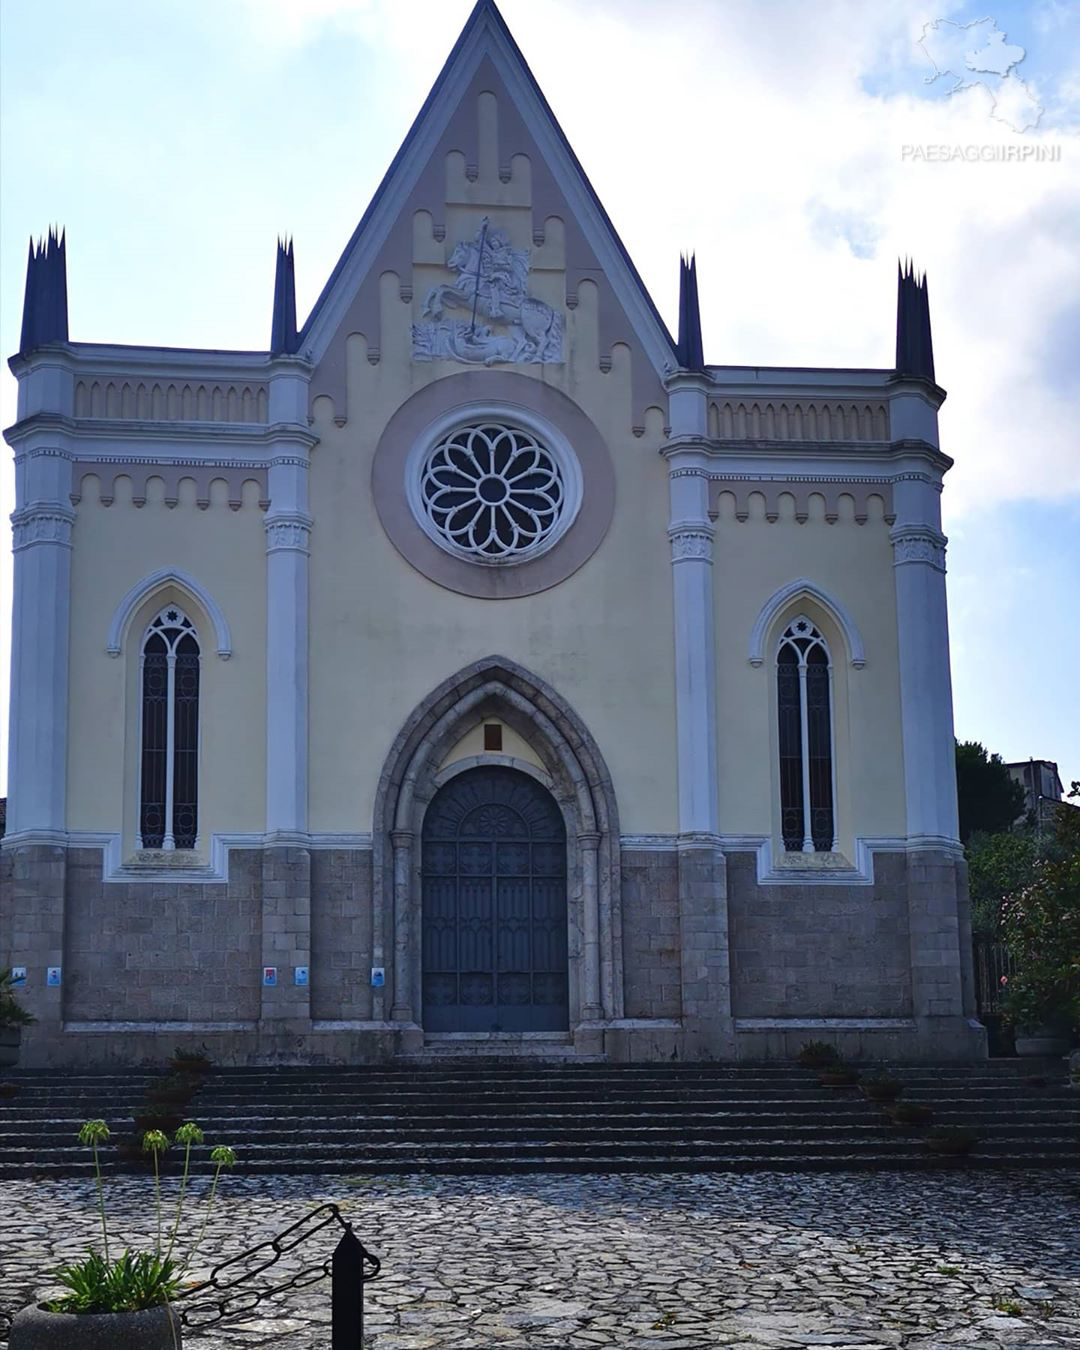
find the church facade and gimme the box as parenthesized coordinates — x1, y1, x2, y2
(1, 1, 985, 1067)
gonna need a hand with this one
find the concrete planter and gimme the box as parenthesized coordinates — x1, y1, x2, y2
(0, 1027, 22, 1068)
(1015, 1027, 1071, 1057)
(10, 1303, 181, 1349)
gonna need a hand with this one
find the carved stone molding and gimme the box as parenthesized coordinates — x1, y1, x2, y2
(264, 512, 313, 555)
(890, 525, 947, 571)
(669, 527, 714, 563)
(11, 503, 76, 551)
(74, 378, 268, 424)
(72, 461, 268, 512)
(708, 399, 889, 442)
(709, 477, 895, 525)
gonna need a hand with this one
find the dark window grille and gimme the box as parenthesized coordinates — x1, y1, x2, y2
(777, 643, 803, 851)
(777, 617, 835, 853)
(173, 634, 200, 849)
(806, 645, 834, 851)
(139, 608, 200, 850)
(139, 634, 169, 848)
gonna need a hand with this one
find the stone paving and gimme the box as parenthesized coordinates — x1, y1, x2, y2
(1, 1170, 1079, 1348)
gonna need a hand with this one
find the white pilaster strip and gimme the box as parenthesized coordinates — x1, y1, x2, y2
(264, 357, 315, 838)
(7, 446, 75, 836)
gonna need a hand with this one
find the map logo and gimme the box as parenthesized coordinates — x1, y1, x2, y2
(919, 17, 1042, 133)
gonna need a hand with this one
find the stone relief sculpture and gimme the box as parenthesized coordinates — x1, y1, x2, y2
(412, 218, 564, 365)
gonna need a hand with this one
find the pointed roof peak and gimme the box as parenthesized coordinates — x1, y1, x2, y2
(896, 255, 935, 382)
(271, 234, 299, 356)
(677, 252, 705, 372)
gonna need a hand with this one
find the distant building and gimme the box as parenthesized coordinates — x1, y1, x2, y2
(1006, 759, 1066, 830)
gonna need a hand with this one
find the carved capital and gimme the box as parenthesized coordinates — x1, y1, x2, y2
(265, 512, 313, 555)
(390, 830, 415, 850)
(11, 503, 76, 552)
(890, 524, 946, 571)
(577, 831, 602, 851)
(668, 525, 714, 563)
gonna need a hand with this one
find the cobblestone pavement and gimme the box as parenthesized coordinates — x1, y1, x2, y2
(2, 1171, 1079, 1348)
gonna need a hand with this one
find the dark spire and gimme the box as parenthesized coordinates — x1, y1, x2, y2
(895, 258, 935, 382)
(19, 226, 69, 355)
(676, 253, 705, 372)
(271, 237, 299, 355)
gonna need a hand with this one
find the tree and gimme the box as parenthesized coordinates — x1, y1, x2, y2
(1000, 784, 1080, 1032)
(955, 740, 1025, 843)
(966, 830, 1037, 936)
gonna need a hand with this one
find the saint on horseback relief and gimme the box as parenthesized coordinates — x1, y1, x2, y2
(412, 218, 564, 365)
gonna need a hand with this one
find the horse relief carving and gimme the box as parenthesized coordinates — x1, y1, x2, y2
(412, 219, 564, 365)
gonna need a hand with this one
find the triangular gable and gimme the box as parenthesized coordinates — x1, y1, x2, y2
(303, 0, 675, 430)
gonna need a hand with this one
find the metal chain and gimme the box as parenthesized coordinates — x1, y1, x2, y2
(176, 1202, 380, 1331)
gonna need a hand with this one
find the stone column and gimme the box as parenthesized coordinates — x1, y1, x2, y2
(3, 428, 75, 1061)
(260, 359, 316, 1043)
(390, 829, 414, 1022)
(578, 831, 602, 1020)
(661, 374, 735, 1059)
(890, 444, 983, 1058)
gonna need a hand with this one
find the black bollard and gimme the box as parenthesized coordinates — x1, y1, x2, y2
(331, 1227, 365, 1349)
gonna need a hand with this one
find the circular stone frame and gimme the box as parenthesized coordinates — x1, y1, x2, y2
(373, 372, 616, 599)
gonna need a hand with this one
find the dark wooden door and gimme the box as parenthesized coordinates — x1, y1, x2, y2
(421, 766, 568, 1032)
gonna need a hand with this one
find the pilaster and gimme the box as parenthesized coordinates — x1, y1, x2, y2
(264, 355, 314, 839)
(6, 439, 75, 839)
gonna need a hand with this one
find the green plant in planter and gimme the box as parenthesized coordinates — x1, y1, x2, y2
(797, 1040, 840, 1069)
(0, 969, 36, 1069)
(0, 1081, 21, 1098)
(860, 1074, 903, 1103)
(144, 1074, 201, 1107)
(41, 1119, 236, 1318)
(0, 968, 35, 1029)
(168, 1045, 213, 1076)
(818, 1066, 861, 1087)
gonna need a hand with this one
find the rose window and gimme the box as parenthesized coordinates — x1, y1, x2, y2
(418, 423, 566, 561)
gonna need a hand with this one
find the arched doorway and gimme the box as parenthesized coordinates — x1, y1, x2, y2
(421, 765, 569, 1032)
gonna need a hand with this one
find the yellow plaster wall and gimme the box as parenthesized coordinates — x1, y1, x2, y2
(66, 475, 266, 848)
(713, 499, 906, 849)
(437, 722, 545, 773)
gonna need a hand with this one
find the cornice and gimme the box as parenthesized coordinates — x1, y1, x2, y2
(661, 438, 952, 477)
(5, 412, 319, 454)
(9, 341, 276, 383)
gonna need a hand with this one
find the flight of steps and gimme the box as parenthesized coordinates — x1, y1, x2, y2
(0, 1061, 1077, 1179)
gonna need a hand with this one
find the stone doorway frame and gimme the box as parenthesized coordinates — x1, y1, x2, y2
(371, 657, 624, 1043)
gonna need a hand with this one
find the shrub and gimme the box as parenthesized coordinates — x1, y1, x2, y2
(0, 969, 35, 1030)
(860, 1074, 903, 1102)
(797, 1040, 840, 1068)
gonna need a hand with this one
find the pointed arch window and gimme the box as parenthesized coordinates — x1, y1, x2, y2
(777, 616, 837, 853)
(139, 607, 200, 850)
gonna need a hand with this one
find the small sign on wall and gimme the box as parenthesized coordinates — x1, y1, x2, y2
(10, 967, 27, 986)
(46, 967, 62, 987)
(262, 967, 278, 987)
(371, 967, 386, 988)
(294, 966, 309, 987)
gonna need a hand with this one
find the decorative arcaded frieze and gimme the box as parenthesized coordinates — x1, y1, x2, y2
(668, 526, 714, 562)
(74, 379, 269, 424)
(264, 512, 313, 554)
(11, 503, 76, 551)
(890, 524, 947, 571)
(709, 477, 895, 525)
(708, 399, 890, 442)
(71, 461, 268, 512)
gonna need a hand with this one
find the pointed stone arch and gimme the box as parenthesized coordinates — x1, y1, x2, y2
(748, 579, 866, 669)
(106, 567, 232, 659)
(372, 656, 623, 1034)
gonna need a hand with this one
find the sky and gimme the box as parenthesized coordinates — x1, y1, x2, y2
(0, 0, 1078, 797)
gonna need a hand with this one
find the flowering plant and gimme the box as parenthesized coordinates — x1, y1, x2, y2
(999, 785, 1080, 1032)
(45, 1119, 237, 1317)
